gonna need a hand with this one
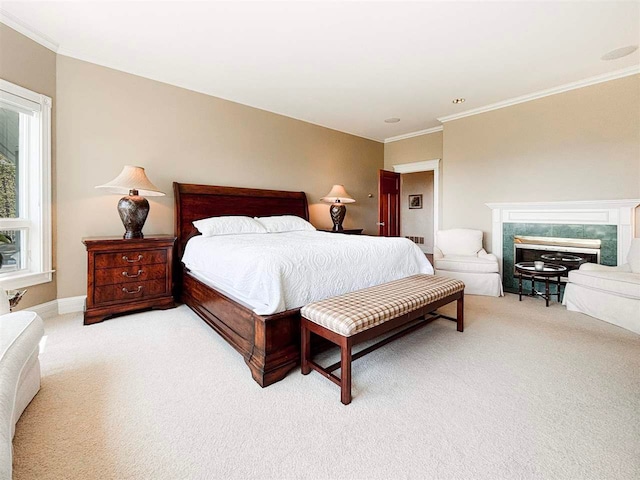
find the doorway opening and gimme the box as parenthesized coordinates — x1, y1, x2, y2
(399, 170, 434, 254)
(388, 159, 440, 257)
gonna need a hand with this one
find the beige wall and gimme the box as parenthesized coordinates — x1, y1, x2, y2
(0, 24, 57, 309)
(56, 55, 383, 298)
(400, 171, 434, 253)
(442, 75, 640, 249)
(384, 131, 443, 169)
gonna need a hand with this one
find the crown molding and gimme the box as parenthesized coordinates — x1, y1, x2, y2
(384, 126, 443, 144)
(438, 65, 640, 123)
(0, 9, 59, 52)
(383, 66, 639, 143)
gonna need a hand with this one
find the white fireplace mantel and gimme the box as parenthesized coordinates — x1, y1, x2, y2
(486, 199, 640, 273)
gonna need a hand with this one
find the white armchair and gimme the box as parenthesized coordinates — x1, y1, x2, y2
(0, 290, 44, 480)
(433, 229, 503, 297)
(563, 238, 640, 334)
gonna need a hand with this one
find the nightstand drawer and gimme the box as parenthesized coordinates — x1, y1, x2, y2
(94, 279, 167, 304)
(95, 264, 167, 286)
(95, 249, 166, 268)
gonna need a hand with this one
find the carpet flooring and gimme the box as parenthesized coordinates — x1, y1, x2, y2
(12, 294, 640, 480)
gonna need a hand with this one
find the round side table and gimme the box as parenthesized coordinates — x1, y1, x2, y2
(514, 262, 567, 307)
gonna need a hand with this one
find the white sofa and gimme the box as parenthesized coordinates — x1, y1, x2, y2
(563, 238, 640, 334)
(0, 303, 44, 480)
(433, 229, 504, 297)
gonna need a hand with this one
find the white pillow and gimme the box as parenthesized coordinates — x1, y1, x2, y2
(436, 229, 483, 256)
(254, 215, 316, 233)
(193, 216, 267, 236)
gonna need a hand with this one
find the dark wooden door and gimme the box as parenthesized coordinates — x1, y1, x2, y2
(378, 169, 400, 236)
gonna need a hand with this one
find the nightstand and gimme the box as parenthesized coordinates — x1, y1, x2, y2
(82, 235, 176, 325)
(318, 229, 363, 235)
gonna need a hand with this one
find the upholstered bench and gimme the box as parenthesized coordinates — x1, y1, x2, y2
(300, 274, 465, 404)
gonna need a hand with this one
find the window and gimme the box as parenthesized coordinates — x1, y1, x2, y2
(0, 79, 52, 289)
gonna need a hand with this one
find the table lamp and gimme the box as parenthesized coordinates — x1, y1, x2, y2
(321, 185, 355, 231)
(95, 165, 164, 239)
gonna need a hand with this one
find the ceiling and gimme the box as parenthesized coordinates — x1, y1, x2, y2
(2, 1, 639, 142)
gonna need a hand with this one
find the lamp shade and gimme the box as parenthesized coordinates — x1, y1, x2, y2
(95, 165, 165, 196)
(321, 185, 355, 204)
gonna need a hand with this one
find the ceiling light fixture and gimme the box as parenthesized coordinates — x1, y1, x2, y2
(452, 98, 466, 104)
(601, 45, 638, 61)
(384, 118, 400, 123)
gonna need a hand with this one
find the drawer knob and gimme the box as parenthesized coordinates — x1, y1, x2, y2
(122, 286, 143, 294)
(122, 254, 143, 263)
(122, 269, 143, 278)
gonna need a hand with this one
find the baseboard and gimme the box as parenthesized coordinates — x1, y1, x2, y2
(58, 296, 86, 315)
(29, 300, 59, 319)
(29, 295, 86, 319)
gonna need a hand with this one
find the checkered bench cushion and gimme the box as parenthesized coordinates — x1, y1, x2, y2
(301, 274, 465, 337)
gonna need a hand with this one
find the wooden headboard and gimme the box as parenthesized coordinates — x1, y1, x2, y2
(173, 182, 309, 258)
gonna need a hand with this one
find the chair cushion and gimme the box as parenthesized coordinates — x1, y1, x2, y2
(435, 255, 499, 273)
(580, 263, 631, 273)
(626, 238, 640, 274)
(436, 229, 483, 256)
(568, 269, 640, 299)
(301, 274, 464, 336)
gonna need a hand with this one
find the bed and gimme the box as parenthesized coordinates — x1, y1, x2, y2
(173, 182, 432, 387)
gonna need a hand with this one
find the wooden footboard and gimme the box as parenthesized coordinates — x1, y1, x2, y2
(181, 272, 301, 387)
(173, 182, 311, 387)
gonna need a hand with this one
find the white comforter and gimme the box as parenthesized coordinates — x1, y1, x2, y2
(182, 231, 433, 315)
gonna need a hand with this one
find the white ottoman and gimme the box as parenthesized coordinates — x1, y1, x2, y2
(0, 311, 44, 480)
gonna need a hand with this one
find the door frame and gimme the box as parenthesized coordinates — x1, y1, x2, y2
(392, 159, 440, 246)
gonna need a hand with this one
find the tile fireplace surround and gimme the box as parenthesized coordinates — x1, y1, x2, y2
(486, 200, 640, 284)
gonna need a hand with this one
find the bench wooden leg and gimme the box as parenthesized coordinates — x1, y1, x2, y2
(301, 319, 311, 375)
(340, 337, 352, 405)
(457, 293, 464, 332)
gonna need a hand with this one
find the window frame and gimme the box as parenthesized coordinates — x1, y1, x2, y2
(0, 79, 53, 289)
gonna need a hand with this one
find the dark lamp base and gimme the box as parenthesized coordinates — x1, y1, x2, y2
(330, 203, 346, 231)
(118, 195, 149, 239)
(123, 231, 144, 240)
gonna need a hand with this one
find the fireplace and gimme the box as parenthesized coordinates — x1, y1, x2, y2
(485, 199, 640, 293)
(514, 236, 600, 280)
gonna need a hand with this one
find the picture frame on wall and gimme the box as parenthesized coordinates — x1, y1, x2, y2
(409, 194, 423, 209)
